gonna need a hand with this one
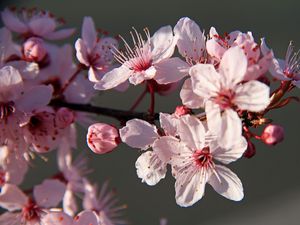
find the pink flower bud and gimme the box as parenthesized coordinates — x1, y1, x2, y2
(174, 105, 191, 117)
(261, 124, 284, 146)
(243, 141, 256, 158)
(87, 123, 120, 154)
(56, 108, 75, 129)
(23, 37, 47, 62)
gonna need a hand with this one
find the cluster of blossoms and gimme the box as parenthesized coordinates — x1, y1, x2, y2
(0, 6, 298, 224)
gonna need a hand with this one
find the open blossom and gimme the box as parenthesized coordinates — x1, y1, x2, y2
(1, 8, 75, 40)
(261, 39, 300, 88)
(94, 25, 189, 90)
(189, 46, 270, 148)
(75, 17, 119, 83)
(153, 115, 247, 207)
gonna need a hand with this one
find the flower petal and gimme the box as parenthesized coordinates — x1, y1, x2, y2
(159, 113, 178, 136)
(136, 151, 167, 186)
(234, 80, 270, 112)
(46, 28, 76, 40)
(73, 210, 99, 225)
(41, 211, 72, 225)
(180, 79, 204, 109)
(29, 17, 56, 36)
(81, 17, 97, 53)
(154, 57, 189, 84)
(0, 184, 28, 211)
(174, 17, 206, 61)
(75, 38, 89, 66)
(119, 119, 159, 150)
(208, 165, 244, 201)
(1, 9, 28, 33)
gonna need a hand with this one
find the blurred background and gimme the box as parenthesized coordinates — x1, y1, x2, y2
(0, 0, 299, 224)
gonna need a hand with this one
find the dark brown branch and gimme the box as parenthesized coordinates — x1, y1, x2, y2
(50, 99, 159, 122)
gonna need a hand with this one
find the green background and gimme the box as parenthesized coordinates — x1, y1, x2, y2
(1, 0, 299, 224)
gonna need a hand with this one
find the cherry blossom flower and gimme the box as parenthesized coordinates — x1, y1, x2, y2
(75, 17, 119, 83)
(1, 8, 75, 40)
(153, 115, 247, 207)
(94, 25, 189, 90)
(189, 46, 270, 148)
(261, 39, 300, 87)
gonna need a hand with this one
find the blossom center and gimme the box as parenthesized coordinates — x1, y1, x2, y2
(193, 147, 214, 168)
(214, 89, 235, 110)
(22, 200, 40, 222)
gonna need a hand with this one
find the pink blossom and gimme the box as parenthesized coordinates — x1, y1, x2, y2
(23, 37, 47, 62)
(189, 47, 270, 148)
(87, 123, 120, 154)
(94, 26, 189, 90)
(153, 115, 247, 207)
(1, 8, 75, 40)
(261, 124, 284, 146)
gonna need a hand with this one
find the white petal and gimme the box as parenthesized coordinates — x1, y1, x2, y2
(174, 17, 206, 61)
(1, 9, 28, 33)
(180, 79, 204, 109)
(190, 64, 221, 99)
(154, 57, 189, 84)
(29, 17, 56, 36)
(135, 151, 167, 186)
(41, 212, 72, 225)
(94, 66, 132, 90)
(211, 136, 247, 164)
(0, 184, 28, 211)
(177, 115, 205, 150)
(205, 100, 222, 136)
(151, 25, 175, 62)
(159, 113, 178, 136)
(73, 210, 99, 225)
(75, 39, 89, 66)
(206, 39, 226, 60)
(33, 179, 66, 208)
(219, 46, 247, 88)
(208, 165, 244, 201)
(175, 169, 207, 207)
(63, 188, 78, 217)
(0, 66, 22, 88)
(119, 119, 159, 150)
(46, 28, 76, 40)
(82, 17, 97, 52)
(234, 80, 270, 112)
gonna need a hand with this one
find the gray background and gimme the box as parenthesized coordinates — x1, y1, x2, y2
(1, 0, 299, 224)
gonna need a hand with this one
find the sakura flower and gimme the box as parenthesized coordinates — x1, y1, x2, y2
(153, 115, 247, 207)
(261, 40, 300, 88)
(94, 25, 189, 90)
(1, 8, 75, 40)
(0, 180, 66, 224)
(83, 181, 127, 225)
(75, 17, 119, 82)
(190, 47, 270, 147)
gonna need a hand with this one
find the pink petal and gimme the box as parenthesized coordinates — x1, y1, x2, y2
(174, 17, 206, 61)
(29, 17, 56, 36)
(46, 28, 76, 40)
(119, 119, 159, 150)
(177, 115, 205, 150)
(1, 9, 28, 33)
(208, 165, 244, 201)
(0, 184, 28, 211)
(82, 17, 97, 52)
(219, 46, 247, 88)
(135, 151, 167, 186)
(75, 39, 89, 66)
(94, 66, 132, 90)
(154, 57, 189, 84)
(73, 210, 99, 225)
(151, 25, 175, 62)
(41, 211, 72, 225)
(33, 179, 66, 208)
(97, 37, 119, 64)
(180, 79, 204, 109)
(159, 113, 178, 136)
(190, 64, 221, 99)
(63, 188, 78, 217)
(234, 80, 270, 112)
(205, 100, 222, 136)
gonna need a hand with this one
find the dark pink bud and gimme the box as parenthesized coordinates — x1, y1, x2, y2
(23, 37, 47, 62)
(56, 108, 75, 129)
(243, 141, 256, 158)
(261, 124, 284, 146)
(174, 105, 191, 117)
(87, 123, 120, 154)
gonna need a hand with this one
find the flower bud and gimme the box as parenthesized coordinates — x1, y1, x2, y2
(87, 123, 120, 154)
(56, 108, 75, 129)
(174, 105, 191, 117)
(23, 37, 47, 62)
(243, 140, 256, 158)
(261, 124, 284, 145)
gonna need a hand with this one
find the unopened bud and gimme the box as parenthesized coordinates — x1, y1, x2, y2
(261, 124, 284, 146)
(56, 108, 75, 129)
(23, 37, 47, 62)
(87, 123, 120, 154)
(243, 141, 256, 158)
(174, 105, 191, 117)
